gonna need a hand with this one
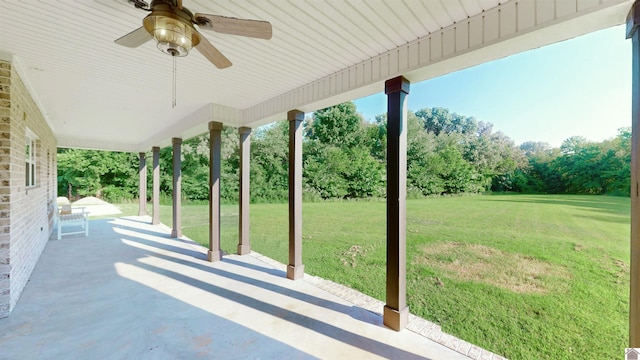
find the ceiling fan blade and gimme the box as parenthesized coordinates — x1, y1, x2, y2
(114, 27, 152, 48)
(194, 13, 272, 40)
(195, 35, 232, 69)
(126, 0, 149, 10)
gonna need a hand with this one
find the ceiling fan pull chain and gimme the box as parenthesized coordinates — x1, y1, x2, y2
(172, 55, 177, 108)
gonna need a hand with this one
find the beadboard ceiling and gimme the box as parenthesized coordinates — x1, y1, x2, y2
(0, 0, 633, 151)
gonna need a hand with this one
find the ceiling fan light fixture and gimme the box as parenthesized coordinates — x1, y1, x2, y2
(117, 0, 272, 70)
(143, 13, 199, 57)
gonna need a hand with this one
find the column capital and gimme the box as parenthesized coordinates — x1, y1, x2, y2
(287, 109, 304, 122)
(209, 121, 223, 131)
(238, 126, 252, 135)
(385, 76, 410, 95)
(152, 146, 160, 152)
(172, 137, 182, 145)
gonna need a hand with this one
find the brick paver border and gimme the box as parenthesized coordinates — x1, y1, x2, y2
(152, 219, 507, 360)
(249, 251, 507, 360)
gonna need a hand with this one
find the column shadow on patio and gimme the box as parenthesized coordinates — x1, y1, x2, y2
(1, 217, 471, 359)
(112, 218, 432, 358)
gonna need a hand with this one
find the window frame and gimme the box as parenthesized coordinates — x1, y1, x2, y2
(25, 128, 37, 188)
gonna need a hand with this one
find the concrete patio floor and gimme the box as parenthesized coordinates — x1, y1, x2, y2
(0, 216, 496, 359)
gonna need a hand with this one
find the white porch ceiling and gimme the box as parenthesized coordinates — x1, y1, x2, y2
(0, 0, 633, 152)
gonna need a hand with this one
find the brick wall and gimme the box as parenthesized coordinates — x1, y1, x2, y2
(0, 60, 10, 317)
(0, 58, 57, 318)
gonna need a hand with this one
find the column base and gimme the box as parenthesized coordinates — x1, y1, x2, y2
(383, 305, 409, 331)
(286, 264, 304, 280)
(170, 229, 181, 238)
(138, 210, 148, 216)
(152, 218, 160, 225)
(208, 249, 222, 262)
(237, 244, 251, 255)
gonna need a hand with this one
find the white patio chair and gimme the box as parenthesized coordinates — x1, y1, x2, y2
(56, 203, 89, 240)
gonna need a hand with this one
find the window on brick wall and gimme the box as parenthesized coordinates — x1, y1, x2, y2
(25, 128, 37, 187)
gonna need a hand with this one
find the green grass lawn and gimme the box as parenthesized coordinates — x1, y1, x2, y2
(118, 194, 630, 359)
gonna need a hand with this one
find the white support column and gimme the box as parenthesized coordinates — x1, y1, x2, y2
(152, 146, 160, 225)
(287, 110, 304, 280)
(138, 152, 147, 217)
(238, 127, 252, 255)
(171, 138, 182, 238)
(208, 122, 223, 262)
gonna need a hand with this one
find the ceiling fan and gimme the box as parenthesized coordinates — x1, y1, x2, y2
(114, 0, 272, 69)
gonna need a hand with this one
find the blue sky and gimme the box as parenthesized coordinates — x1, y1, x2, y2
(353, 25, 631, 147)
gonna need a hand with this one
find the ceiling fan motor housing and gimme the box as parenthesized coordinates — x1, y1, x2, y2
(143, 3, 200, 57)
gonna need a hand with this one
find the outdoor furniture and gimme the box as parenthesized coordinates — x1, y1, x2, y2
(57, 203, 89, 240)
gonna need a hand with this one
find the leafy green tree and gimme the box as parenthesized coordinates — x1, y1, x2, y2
(514, 142, 563, 193)
(58, 102, 631, 204)
(464, 129, 525, 189)
(156, 127, 240, 203)
(513, 128, 631, 195)
(302, 102, 386, 199)
(57, 149, 138, 201)
(220, 127, 240, 202)
(307, 102, 365, 147)
(519, 141, 551, 157)
(342, 146, 384, 198)
(405, 113, 442, 195)
(556, 130, 631, 195)
(560, 136, 589, 155)
(408, 152, 446, 195)
(180, 135, 211, 201)
(57, 149, 101, 198)
(557, 142, 604, 194)
(415, 107, 477, 136)
(250, 121, 290, 202)
(303, 142, 350, 199)
(439, 146, 480, 193)
(602, 128, 631, 195)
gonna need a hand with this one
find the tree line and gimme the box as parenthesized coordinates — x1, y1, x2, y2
(57, 102, 631, 203)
